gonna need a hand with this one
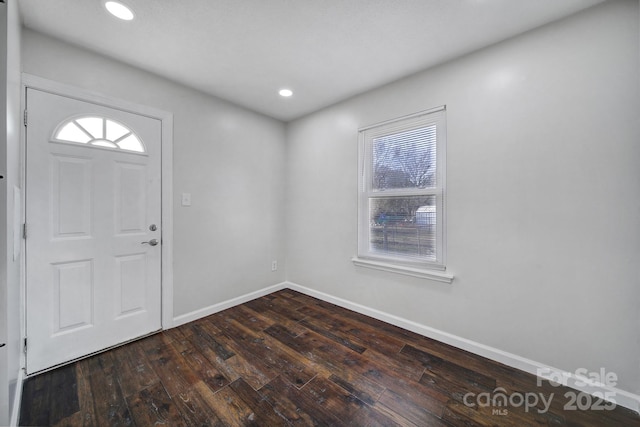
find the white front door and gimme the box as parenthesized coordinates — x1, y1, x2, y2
(25, 88, 162, 374)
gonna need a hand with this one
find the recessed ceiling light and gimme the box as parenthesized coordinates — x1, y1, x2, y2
(105, 1, 135, 21)
(279, 89, 293, 97)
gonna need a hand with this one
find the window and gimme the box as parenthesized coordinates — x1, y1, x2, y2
(356, 106, 448, 277)
(53, 116, 146, 153)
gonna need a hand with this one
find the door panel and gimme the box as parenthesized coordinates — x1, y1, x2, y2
(115, 161, 147, 233)
(52, 259, 93, 334)
(25, 88, 162, 374)
(115, 253, 147, 317)
(51, 155, 92, 238)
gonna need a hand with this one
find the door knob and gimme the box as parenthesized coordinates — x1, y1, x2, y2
(141, 239, 159, 246)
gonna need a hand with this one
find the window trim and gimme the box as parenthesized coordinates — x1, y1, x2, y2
(351, 257, 453, 283)
(356, 106, 448, 274)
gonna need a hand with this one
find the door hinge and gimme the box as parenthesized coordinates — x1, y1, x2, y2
(23, 110, 27, 127)
(23, 338, 27, 352)
(22, 223, 27, 239)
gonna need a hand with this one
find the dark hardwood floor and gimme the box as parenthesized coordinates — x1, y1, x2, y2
(20, 289, 640, 426)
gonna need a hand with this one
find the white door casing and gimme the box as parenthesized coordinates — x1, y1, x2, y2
(25, 88, 162, 374)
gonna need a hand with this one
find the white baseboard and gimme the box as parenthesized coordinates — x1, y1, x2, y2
(172, 282, 288, 327)
(284, 281, 640, 414)
(9, 368, 24, 427)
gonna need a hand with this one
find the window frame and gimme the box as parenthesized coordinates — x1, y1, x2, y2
(356, 106, 448, 274)
(52, 115, 148, 155)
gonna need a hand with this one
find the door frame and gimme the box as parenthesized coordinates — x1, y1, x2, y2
(20, 74, 175, 362)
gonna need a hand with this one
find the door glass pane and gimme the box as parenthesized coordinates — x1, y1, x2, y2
(55, 122, 91, 144)
(53, 116, 146, 153)
(76, 117, 104, 139)
(106, 120, 130, 141)
(92, 140, 118, 148)
(117, 134, 144, 152)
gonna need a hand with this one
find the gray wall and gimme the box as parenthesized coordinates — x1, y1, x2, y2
(1, 0, 22, 423)
(18, 0, 640, 400)
(0, 4, 9, 423)
(285, 0, 640, 394)
(22, 29, 287, 317)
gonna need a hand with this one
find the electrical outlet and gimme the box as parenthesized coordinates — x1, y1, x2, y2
(271, 260, 278, 271)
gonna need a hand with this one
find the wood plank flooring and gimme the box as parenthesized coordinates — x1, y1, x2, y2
(19, 289, 640, 426)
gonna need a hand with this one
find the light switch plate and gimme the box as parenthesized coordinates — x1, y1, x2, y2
(181, 193, 191, 206)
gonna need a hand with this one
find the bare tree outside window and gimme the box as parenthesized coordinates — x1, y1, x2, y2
(372, 126, 436, 190)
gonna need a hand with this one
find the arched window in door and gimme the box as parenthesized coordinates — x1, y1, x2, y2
(53, 116, 146, 153)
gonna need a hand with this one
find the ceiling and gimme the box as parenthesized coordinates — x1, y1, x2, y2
(19, 0, 605, 121)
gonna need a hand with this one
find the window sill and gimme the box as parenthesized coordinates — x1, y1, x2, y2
(352, 257, 454, 283)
